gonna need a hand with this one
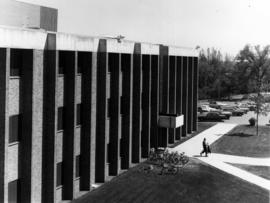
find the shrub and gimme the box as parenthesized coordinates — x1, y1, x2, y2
(249, 117, 256, 126)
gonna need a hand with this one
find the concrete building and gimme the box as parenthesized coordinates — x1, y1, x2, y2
(0, 1, 198, 202)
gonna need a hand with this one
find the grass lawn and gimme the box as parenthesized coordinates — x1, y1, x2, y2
(74, 159, 269, 203)
(228, 163, 270, 180)
(211, 125, 270, 157)
(169, 122, 217, 148)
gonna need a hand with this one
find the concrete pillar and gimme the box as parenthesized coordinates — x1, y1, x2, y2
(192, 57, 198, 131)
(150, 55, 159, 149)
(0, 48, 9, 203)
(158, 45, 169, 147)
(108, 53, 121, 175)
(120, 54, 132, 169)
(175, 57, 183, 140)
(141, 55, 151, 158)
(95, 39, 109, 182)
(181, 57, 188, 137)
(42, 33, 57, 203)
(168, 56, 176, 144)
(80, 51, 94, 190)
(20, 49, 43, 203)
(62, 51, 76, 200)
(187, 57, 193, 134)
(90, 52, 97, 186)
(132, 43, 142, 163)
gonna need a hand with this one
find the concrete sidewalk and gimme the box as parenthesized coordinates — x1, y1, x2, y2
(170, 123, 237, 156)
(198, 156, 270, 190)
(207, 153, 270, 166)
(171, 123, 270, 191)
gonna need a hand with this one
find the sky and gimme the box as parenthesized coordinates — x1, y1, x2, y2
(16, 0, 270, 56)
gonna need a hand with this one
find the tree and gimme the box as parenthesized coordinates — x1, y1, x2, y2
(235, 45, 270, 135)
(198, 48, 235, 100)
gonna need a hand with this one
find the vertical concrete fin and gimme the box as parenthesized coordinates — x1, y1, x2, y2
(192, 57, 198, 131)
(181, 57, 188, 137)
(20, 48, 44, 202)
(158, 45, 169, 147)
(120, 53, 132, 169)
(20, 48, 34, 202)
(80, 51, 93, 190)
(187, 57, 194, 134)
(95, 39, 108, 182)
(168, 56, 176, 144)
(0, 48, 9, 203)
(108, 53, 121, 175)
(150, 55, 159, 149)
(131, 43, 142, 163)
(175, 56, 183, 140)
(42, 33, 57, 203)
(62, 51, 76, 200)
(90, 51, 97, 187)
(141, 55, 151, 158)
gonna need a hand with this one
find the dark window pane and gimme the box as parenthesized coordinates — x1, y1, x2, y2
(77, 65, 82, 74)
(57, 107, 64, 131)
(8, 179, 20, 203)
(77, 53, 83, 74)
(59, 52, 65, 74)
(9, 115, 21, 143)
(76, 104, 81, 126)
(10, 49, 22, 76)
(56, 162, 62, 187)
(75, 155, 80, 178)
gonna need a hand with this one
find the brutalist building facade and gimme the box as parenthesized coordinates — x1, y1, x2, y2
(0, 1, 198, 202)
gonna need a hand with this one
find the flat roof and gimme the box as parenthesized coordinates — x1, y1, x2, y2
(0, 25, 198, 56)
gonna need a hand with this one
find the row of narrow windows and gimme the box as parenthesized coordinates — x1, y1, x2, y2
(10, 49, 86, 77)
(9, 104, 82, 144)
(56, 155, 81, 187)
(7, 156, 81, 203)
(57, 104, 82, 131)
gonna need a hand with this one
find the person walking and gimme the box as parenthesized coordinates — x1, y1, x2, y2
(200, 138, 208, 157)
(207, 142, 211, 154)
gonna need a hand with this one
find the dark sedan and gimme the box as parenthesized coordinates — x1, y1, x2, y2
(198, 112, 226, 122)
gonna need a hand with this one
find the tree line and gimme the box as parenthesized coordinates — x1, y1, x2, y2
(198, 45, 270, 100)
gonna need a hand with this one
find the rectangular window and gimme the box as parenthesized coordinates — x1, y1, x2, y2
(77, 65, 82, 74)
(10, 49, 23, 76)
(75, 155, 80, 178)
(76, 104, 82, 126)
(9, 115, 21, 143)
(57, 107, 65, 131)
(56, 162, 63, 187)
(77, 53, 83, 74)
(59, 52, 66, 75)
(8, 179, 20, 203)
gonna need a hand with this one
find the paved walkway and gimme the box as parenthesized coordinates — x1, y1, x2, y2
(170, 123, 237, 156)
(198, 155, 270, 190)
(171, 123, 270, 191)
(205, 153, 270, 166)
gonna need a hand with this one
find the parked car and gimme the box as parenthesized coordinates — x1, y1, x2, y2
(198, 105, 232, 119)
(236, 103, 249, 113)
(198, 112, 227, 122)
(219, 111, 232, 119)
(208, 101, 227, 109)
(221, 106, 244, 116)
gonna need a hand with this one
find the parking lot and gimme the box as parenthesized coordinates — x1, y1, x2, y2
(224, 111, 270, 125)
(198, 100, 270, 126)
